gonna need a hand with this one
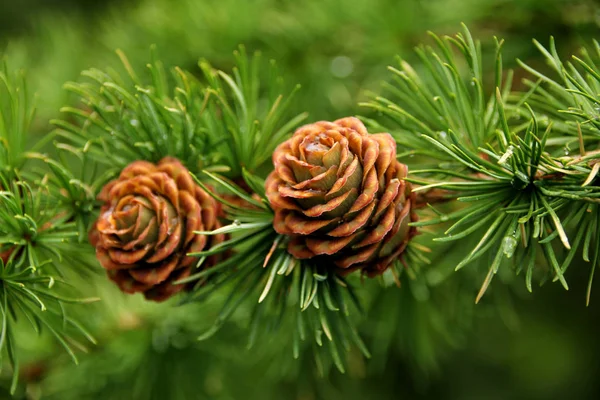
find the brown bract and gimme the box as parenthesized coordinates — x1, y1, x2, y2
(89, 157, 224, 301)
(265, 117, 417, 276)
(0, 246, 14, 265)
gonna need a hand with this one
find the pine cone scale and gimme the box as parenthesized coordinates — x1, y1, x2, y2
(328, 200, 376, 237)
(107, 246, 150, 264)
(302, 187, 357, 218)
(128, 257, 178, 284)
(373, 179, 401, 219)
(283, 212, 338, 234)
(354, 204, 395, 248)
(348, 168, 378, 213)
(327, 157, 361, 197)
(291, 166, 337, 191)
(306, 234, 356, 255)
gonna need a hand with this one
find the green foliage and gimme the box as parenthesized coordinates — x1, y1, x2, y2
(0, 184, 97, 394)
(516, 38, 600, 304)
(54, 48, 213, 173)
(0, 65, 35, 175)
(0, 68, 101, 395)
(37, 301, 256, 400)
(367, 27, 600, 305)
(516, 38, 600, 142)
(363, 24, 513, 159)
(2, 0, 600, 396)
(0, 181, 75, 270)
(198, 47, 308, 177)
(54, 46, 306, 180)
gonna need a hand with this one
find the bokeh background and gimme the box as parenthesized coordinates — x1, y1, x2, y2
(1, 0, 600, 399)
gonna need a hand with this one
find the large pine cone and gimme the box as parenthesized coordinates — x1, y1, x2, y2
(265, 117, 416, 276)
(89, 157, 224, 301)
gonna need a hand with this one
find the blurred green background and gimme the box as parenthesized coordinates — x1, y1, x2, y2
(1, 0, 600, 399)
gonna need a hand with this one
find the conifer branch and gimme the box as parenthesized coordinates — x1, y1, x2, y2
(364, 27, 600, 302)
(185, 172, 369, 373)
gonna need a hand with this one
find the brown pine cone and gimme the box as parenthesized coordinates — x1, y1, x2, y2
(89, 157, 224, 301)
(265, 117, 417, 276)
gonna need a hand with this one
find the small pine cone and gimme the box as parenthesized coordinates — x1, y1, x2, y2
(89, 157, 225, 301)
(265, 117, 417, 276)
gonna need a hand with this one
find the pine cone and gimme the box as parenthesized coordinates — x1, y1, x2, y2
(89, 157, 224, 301)
(265, 117, 416, 276)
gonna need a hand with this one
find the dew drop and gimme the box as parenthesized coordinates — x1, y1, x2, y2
(304, 141, 329, 152)
(502, 235, 518, 258)
(439, 131, 448, 139)
(130, 119, 140, 127)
